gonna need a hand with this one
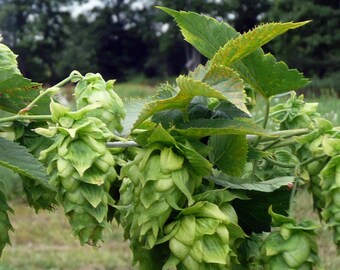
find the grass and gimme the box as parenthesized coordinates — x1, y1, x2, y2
(294, 189, 340, 270)
(0, 200, 133, 270)
(114, 83, 156, 98)
(1, 83, 339, 269)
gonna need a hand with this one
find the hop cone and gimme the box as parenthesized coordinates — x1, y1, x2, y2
(319, 155, 340, 250)
(119, 145, 203, 250)
(74, 73, 126, 132)
(309, 175, 326, 214)
(36, 101, 117, 245)
(161, 201, 245, 269)
(261, 209, 321, 269)
(270, 92, 319, 130)
(0, 183, 13, 257)
(307, 160, 328, 215)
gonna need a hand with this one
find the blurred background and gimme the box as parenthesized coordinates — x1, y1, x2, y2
(0, 1, 340, 269)
(0, 0, 339, 93)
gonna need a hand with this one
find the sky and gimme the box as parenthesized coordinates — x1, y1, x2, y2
(69, 0, 148, 17)
(68, 0, 104, 17)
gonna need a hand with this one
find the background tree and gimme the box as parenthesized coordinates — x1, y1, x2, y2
(0, 0, 86, 82)
(267, 0, 340, 93)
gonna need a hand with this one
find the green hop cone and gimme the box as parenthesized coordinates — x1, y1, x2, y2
(261, 208, 321, 269)
(119, 144, 203, 250)
(319, 155, 340, 250)
(74, 73, 126, 132)
(161, 201, 245, 270)
(270, 92, 319, 130)
(0, 183, 14, 257)
(309, 175, 326, 215)
(36, 100, 117, 245)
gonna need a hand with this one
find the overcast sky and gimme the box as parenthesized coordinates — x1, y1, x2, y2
(68, 0, 149, 17)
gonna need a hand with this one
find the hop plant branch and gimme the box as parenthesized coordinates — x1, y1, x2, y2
(19, 70, 83, 114)
(0, 114, 52, 124)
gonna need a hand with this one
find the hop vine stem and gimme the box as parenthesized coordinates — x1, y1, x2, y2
(19, 70, 83, 114)
(288, 177, 299, 218)
(0, 114, 52, 123)
(253, 98, 270, 148)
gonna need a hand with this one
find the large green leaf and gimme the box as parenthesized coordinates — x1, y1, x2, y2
(208, 135, 248, 177)
(157, 7, 237, 59)
(161, 7, 309, 98)
(0, 43, 20, 75)
(133, 76, 228, 128)
(0, 181, 13, 257)
(234, 51, 309, 98)
(0, 137, 50, 186)
(211, 21, 309, 67)
(176, 118, 271, 138)
(0, 43, 49, 115)
(211, 173, 295, 193)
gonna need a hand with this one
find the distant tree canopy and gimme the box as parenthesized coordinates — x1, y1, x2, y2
(267, 0, 340, 92)
(0, 0, 339, 92)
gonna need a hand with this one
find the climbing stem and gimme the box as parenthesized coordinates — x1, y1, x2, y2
(253, 98, 271, 147)
(0, 114, 52, 123)
(19, 70, 83, 114)
(289, 177, 299, 218)
(263, 156, 296, 168)
(300, 154, 328, 167)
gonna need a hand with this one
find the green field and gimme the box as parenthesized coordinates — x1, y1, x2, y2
(0, 201, 133, 270)
(0, 84, 340, 269)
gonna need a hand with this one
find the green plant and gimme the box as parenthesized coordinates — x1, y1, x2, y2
(0, 7, 339, 269)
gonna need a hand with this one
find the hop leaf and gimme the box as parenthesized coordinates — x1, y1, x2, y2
(0, 182, 14, 257)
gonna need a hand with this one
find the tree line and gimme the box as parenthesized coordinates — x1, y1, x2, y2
(0, 0, 339, 92)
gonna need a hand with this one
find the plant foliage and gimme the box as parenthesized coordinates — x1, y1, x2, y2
(0, 6, 339, 269)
